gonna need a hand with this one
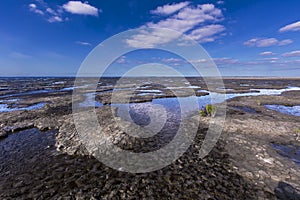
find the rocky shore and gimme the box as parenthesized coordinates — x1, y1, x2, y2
(0, 77, 300, 199)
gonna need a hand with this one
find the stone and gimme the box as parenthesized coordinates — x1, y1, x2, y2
(0, 130, 8, 138)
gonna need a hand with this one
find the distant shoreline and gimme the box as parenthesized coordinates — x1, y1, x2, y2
(0, 76, 299, 80)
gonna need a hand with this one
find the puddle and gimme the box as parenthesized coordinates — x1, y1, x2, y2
(52, 81, 65, 85)
(240, 84, 250, 87)
(167, 86, 201, 89)
(265, 105, 300, 117)
(60, 87, 75, 91)
(216, 87, 235, 92)
(234, 106, 257, 113)
(79, 93, 102, 108)
(272, 143, 300, 165)
(0, 89, 54, 99)
(137, 93, 163, 96)
(0, 102, 46, 112)
(251, 86, 300, 96)
(137, 89, 162, 93)
(0, 98, 20, 103)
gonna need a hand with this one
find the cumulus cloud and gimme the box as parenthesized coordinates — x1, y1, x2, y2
(63, 1, 99, 16)
(150, 1, 190, 15)
(260, 51, 275, 56)
(126, 28, 182, 48)
(28, 1, 63, 23)
(188, 24, 225, 42)
(279, 21, 300, 32)
(28, 1, 100, 23)
(282, 50, 300, 57)
(244, 38, 293, 47)
(126, 3, 225, 48)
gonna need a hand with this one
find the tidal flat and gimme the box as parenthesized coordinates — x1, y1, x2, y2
(0, 77, 300, 199)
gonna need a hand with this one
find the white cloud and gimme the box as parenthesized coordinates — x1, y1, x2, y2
(10, 52, 32, 59)
(76, 41, 92, 46)
(48, 16, 63, 23)
(188, 24, 225, 42)
(244, 38, 293, 47)
(126, 28, 182, 48)
(150, 1, 190, 15)
(63, 1, 99, 16)
(175, 4, 223, 25)
(189, 59, 208, 63)
(279, 21, 300, 32)
(116, 56, 127, 64)
(46, 8, 56, 15)
(213, 57, 239, 65)
(260, 57, 280, 61)
(28, 1, 64, 23)
(162, 58, 184, 63)
(126, 3, 225, 48)
(29, 3, 44, 15)
(29, 3, 36, 8)
(282, 50, 300, 57)
(29, 1, 100, 23)
(278, 39, 293, 46)
(260, 51, 275, 56)
(189, 57, 239, 66)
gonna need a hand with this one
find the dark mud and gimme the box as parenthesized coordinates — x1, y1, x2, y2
(0, 128, 271, 199)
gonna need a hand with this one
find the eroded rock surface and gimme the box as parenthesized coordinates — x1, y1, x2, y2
(1, 77, 300, 199)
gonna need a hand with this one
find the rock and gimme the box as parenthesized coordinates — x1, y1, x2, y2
(34, 118, 58, 131)
(56, 105, 168, 156)
(3, 123, 34, 133)
(55, 106, 121, 156)
(275, 182, 300, 200)
(0, 130, 8, 138)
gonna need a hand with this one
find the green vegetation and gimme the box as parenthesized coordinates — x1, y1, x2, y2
(199, 110, 206, 117)
(256, 100, 261, 106)
(200, 104, 217, 117)
(44, 103, 51, 110)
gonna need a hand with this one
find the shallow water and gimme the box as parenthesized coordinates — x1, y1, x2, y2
(3, 86, 300, 114)
(0, 89, 54, 99)
(265, 105, 300, 117)
(0, 102, 46, 112)
(77, 86, 300, 120)
(234, 106, 257, 114)
(79, 93, 103, 108)
(272, 143, 300, 165)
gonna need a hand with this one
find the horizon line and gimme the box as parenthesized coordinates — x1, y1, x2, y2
(0, 75, 300, 79)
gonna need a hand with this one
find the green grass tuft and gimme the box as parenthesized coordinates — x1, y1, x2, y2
(200, 104, 217, 117)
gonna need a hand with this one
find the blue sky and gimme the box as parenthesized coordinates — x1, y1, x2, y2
(1, 0, 300, 77)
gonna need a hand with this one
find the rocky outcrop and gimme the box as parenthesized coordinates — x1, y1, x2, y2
(0, 130, 8, 138)
(56, 106, 126, 156)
